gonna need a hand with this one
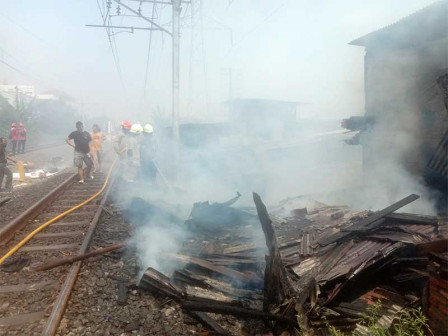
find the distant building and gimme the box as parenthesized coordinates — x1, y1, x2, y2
(228, 98, 299, 140)
(348, 1, 448, 199)
(0, 85, 35, 108)
(36, 93, 58, 100)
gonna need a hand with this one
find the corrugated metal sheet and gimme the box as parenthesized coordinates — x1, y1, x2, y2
(320, 241, 394, 283)
(427, 130, 448, 177)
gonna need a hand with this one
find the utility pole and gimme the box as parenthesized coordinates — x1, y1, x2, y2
(88, 0, 182, 162)
(172, 0, 181, 145)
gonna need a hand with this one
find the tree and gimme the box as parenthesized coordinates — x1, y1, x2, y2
(0, 94, 19, 139)
(27, 97, 80, 142)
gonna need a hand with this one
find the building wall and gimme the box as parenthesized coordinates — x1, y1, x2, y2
(363, 36, 448, 176)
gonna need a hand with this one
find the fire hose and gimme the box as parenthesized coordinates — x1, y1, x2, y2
(0, 159, 116, 266)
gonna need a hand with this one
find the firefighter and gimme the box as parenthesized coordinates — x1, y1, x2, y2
(113, 120, 132, 160)
(9, 123, 18, 156)
(140, 123, 157, 185)
(17, 123, 27, 154)
(0, 137, 13, 191)
(127, 123, 143, 182)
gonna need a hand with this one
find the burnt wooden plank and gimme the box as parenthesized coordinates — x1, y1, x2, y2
(320, 195, 419, 246)
(342, 194, 419, 232)
(253, 192, 295, 311)
(182, 300, 296, 325)
(0, 197, 11, 207)
(223, 243, 256, 254)
(385, 213, 437, 225)
(166, 254, 255, 282)
(139, 267, 183, 300)
(189, 312, 230, 335)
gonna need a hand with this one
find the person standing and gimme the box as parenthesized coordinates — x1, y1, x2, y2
(140, 123, 157, 185)
(65, 121, 93, 184)
(126, 123, 143, 182)
(0, 137, 13, 191)
(9, 123, 18, 156)
(17, 123, 27, 154)
(113, 120, 132, 184)
(90, 124, 106, 173)
(113, 120, 132, 160)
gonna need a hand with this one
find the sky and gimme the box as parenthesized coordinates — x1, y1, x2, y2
(0, 0, 438, 123)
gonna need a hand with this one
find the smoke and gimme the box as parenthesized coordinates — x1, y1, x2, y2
(104, 1, 447, 281)
(134, 217, 186, 277)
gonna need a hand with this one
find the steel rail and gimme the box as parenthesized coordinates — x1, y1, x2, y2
(41, 173, 116, 336)
(18, 142, 65, 154)
(0, 173, 77, 246)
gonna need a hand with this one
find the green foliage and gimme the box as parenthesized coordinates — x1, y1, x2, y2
(0, 94, 19, 138)
(0, 93, 80, 143)
(360, 300, 389, 336)
(324, 300, 431, 336)
(28, 98, 80, 140)
(393, 307, 432, 336)
(323, 315, 346, 336)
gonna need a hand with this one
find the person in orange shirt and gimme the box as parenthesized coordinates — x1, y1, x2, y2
(90, 124, 106, 173)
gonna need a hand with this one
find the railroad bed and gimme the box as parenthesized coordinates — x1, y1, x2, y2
(0, 162, 115, 336)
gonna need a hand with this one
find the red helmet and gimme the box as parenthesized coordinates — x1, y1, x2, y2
(121, 120, 132, 130)
(19, 123, 24, 127)
(11, 122, 16, 127)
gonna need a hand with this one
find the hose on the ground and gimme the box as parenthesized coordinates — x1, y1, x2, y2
(0, 159, 116, 266)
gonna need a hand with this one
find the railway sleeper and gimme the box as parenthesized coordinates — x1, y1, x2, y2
(29, 220, 91, 230)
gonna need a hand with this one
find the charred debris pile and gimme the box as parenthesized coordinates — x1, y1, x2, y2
(128, 193, 447, 335)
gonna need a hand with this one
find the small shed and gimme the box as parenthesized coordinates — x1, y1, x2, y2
(227, 98, 298, 140)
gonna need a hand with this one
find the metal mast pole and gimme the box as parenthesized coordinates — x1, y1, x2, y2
(172, 0, 181, 146)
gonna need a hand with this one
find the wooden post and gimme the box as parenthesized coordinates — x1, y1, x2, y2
(253, 192, 294, 311)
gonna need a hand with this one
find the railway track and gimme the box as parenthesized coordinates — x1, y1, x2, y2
(9, 142, 65, 156)
(0, 161, 115, 336)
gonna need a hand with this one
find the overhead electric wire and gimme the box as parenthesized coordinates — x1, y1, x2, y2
(199, 0, 210, 114)
(230, 0, 291, 50)
(96, 0, 127, 95)
(0, 59, 26, 76)
(0, 55, 53, 88)
(143, 3, 158, 98)
(0, 12, 47, 44)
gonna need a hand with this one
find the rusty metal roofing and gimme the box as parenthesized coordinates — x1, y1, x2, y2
(291, 239, 405, 285)
(320, 240, 401, 283)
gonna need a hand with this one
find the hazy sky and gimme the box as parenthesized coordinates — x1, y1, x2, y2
(0, 0, 437, 122)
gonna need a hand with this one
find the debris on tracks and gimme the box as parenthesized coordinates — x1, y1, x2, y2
(0, 197, 11, 207)
(0, 257, 31, 272)
(30, 243, 126, 272)
(131, 192, 447, 334)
